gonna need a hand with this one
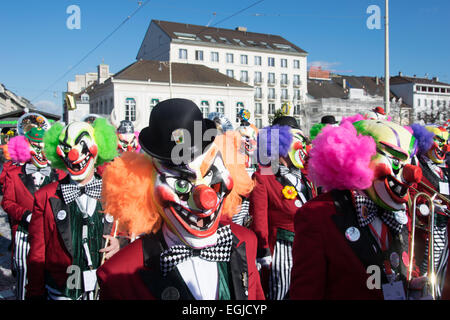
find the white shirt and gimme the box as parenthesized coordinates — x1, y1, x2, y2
(71, 176, 98, 217)
(162, 224, 219, 300)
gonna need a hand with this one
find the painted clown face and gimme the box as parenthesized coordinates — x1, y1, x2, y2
(288, 129, 309, 169)
(238, 125, 258, 158)
(425, 126, 449, 164)
(364, 121, 421, 211)
(153, 143, 233, 248)
(117, 132, 138, 154)
(29, 139, 48, 168)
(56, 122, 98, 181)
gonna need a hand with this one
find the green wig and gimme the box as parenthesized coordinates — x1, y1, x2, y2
(309, 123, 326, 141)
(43, 122, 66, 170)
(92, 118, 118, 166)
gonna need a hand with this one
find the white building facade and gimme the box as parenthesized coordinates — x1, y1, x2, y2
(137, 20, 308, 128)
(390, 74, 450, 125)
(86, 60, 254, 131)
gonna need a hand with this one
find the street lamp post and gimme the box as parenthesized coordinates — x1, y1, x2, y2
(385, 0, 390, 115)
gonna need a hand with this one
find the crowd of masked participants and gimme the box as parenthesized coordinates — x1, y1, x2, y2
(1, 100, 450, 301)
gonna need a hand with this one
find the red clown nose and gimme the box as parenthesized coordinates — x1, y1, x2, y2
(402, 164, 422, 184)
(68, 149, 79, 162)
(193, 185, 218, 211)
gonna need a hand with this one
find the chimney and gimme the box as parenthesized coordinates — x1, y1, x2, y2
(375, 76, 379, 85)
(432, 77, 439, 82)
(235, 26, 247, 32)
(398, 71, 403, 77)
(343, 78, 347, 89)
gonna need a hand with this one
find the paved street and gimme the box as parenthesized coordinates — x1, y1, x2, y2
(0, 196, 16, 300)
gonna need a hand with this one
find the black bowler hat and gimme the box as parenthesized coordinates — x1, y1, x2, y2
(139, 98, 217, 162)
(272, 116, 300, 129)
(321, 115, 337, 125)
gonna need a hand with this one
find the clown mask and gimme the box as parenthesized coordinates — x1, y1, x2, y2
(287, 129, 309, 170)
(117, 132, 138, 153)
(152, 143, 233, 248)
(56, 122, 98, 181)
(25, 127, 48, 168)
(425, 126, 449, 164)
(237, 124, 258, 162)
(363, 121, 422, 211)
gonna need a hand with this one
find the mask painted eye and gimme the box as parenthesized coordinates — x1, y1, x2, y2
(391, 157, 400, 171)
(166, 177, 192, 195)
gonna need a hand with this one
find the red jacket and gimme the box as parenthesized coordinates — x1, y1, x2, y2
(97, 222, 265, 300)
(1, 165, 64, 245)
(290, 190, 417, 300)
(26, 175, 113, 299)
(0, 161, 21, 193)
(249, 167, 315, 258)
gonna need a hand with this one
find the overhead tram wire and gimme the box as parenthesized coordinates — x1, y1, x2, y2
(31, 0, 152, 103)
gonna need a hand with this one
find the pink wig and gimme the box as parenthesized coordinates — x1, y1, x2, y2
(307, 121, 376, 192)
(134, 131, 142, 152)
(341, 114, 365, 125)
(8, 135, 31, 163)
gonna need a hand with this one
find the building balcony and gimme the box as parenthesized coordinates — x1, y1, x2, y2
(293, 81, 301, 88)
(267, 79, 277, 87)
(254, 93, 264, 101)
(280, 80, 289, 87)
(268, 94, 277, 101)
(280, 95, 290, 102)
(254, 78, 264, 86)
(293, 94, 301, 101)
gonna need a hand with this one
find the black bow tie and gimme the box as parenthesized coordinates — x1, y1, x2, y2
(60, 178, 103, 204)
(352, 191, 405, 234)
(25, 163, 51, 177)
(160, 225, 233, 276)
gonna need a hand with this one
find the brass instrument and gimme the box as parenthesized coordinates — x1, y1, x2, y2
(408, 191, 437, 299)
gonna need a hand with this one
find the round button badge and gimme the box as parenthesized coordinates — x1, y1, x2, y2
(345, 227, 360, 242)
(57, 210, 67, 221)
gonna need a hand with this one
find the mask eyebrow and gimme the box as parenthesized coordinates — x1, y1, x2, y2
(75, 131, 90, 145)
(379, 141, 408, 160)
(156, 161, 197, 180)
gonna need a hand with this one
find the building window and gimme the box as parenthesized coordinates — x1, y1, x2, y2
(431, 100, 434, 107)
(268, 88, 275, 99)
(226, 69, 234, 79)
(150, 98, 159, 108)
(255, 103, 262, 115)
(294, 89, 301, 100)
(256, 118, 262, 129)
(425, 99, 428, 107)
(216, 101, 225, 114)
(281, 59, 287, 68)
(268, 57, 275, 67)
(268, 72, 275, 85)
(268, 103, 275, 115)
(81, 93, 89, 103)
(294, 104, 301, 115)
(226, 53, 234, 63)
(195, 50, 204, 61)
(255, 87, 262, 99)
(179, 48, 187, 60)
(293, 60, 300, 69)
(281, 73, 288, 85)
(293, 75, 301, 86)
(281, 88, 288, 100)
(125, 98, 136, 122)
(240, 55, 248, 65)
(240, 70, 248, 83)
(236, 102, 244, 122)
(211, 52, 219, 62)
(254, 56, 262, 66)
(254, 71, 262, 83)
(200, 101, 210, 118)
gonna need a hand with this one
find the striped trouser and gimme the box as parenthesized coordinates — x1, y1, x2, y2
(231, 199, 251, 227)
(420, 225, 448, 299)
(268, 239, 293, 300)
(13, 227, 30, 300)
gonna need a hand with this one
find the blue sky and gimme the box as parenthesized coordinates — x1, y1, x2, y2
(1, 0, 449, 116)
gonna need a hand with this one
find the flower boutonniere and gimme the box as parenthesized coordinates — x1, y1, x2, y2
(282, 186, 297, 200)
